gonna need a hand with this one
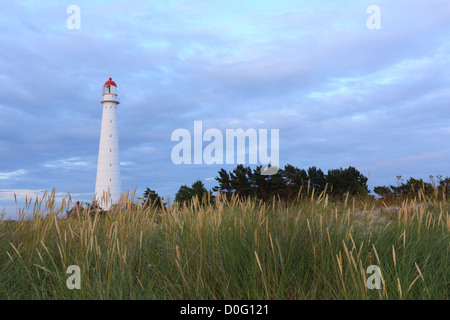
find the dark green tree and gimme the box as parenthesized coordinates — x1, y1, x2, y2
(439, 177, 450, 195)
(283, 164, 308, 199)
(373, 185, 393, 201)
(143, 188, 165, 208)
(402, 177, 433, 198)
(191, 180, 209, 202)
(252, 166, 269, 200)
(307, 166, 327, 193)
(213, 168, 233, 197)
(175, 185, 193, 203)
(266, 167, 286, 199)
(230, 165, 253, 198)
(175, 180, 210, 203)
(326, 166, 369, 198)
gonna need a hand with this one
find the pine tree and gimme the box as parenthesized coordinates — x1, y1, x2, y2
(230, 165, 253, 198)
(176, 180, 210, 203)
(326, 166, 368, 198)
(307, 166, 327, 193)
(213, 168, 233, 197)
(143, 188, 165, 208)
(191, 180, 209, 202)
(175, 185, 193, 203)
(283, 164, 307, 199)
(253, 166, 268, 200)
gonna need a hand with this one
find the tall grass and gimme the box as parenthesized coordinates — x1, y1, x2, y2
(0, 188, 448, 299)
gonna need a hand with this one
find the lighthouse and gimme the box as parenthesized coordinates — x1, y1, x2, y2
(95, 78, 121, 210)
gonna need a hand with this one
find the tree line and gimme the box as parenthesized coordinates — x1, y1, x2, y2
(142, 165, 449, 207)
(212, 164, 370, 200)
(373, 175, 450, 201)
(143, 164, 376, 207)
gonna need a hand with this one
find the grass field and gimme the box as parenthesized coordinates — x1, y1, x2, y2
(0, 188, 448, 299)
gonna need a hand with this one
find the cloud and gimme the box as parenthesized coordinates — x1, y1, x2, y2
(400, 152, 444, 162)
(120, 161, 138, 167)
(42, 157, 92, 169)
(0, 189, 93, 206)
(0, 0, 449, 209)
(0, 169, 27, 180)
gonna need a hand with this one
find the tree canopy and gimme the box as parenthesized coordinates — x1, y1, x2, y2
(213, 164, 370, 201)
(143, 188, 166, 208)
(143, 165, 448, 206)
(175, 180, 210, 203)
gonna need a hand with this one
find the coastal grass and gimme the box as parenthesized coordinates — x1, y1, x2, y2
(0, 188, 448, 299)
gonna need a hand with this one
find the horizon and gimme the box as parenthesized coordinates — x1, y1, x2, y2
(1, 0, 450, 219)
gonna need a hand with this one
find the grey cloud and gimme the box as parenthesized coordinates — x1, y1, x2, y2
(0, 1, 449, 217)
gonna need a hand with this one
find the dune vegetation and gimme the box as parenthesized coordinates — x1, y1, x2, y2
(0, 187, 448, 300)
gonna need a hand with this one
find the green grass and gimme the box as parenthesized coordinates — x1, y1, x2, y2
(0, 189, 448, 299)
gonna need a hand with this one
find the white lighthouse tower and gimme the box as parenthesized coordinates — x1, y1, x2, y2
(95, 78, 121, 210)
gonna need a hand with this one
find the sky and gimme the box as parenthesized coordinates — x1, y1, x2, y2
(1, 0, 449, 219)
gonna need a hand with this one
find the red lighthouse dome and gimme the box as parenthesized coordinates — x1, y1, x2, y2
(104, 78, 117, 86)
